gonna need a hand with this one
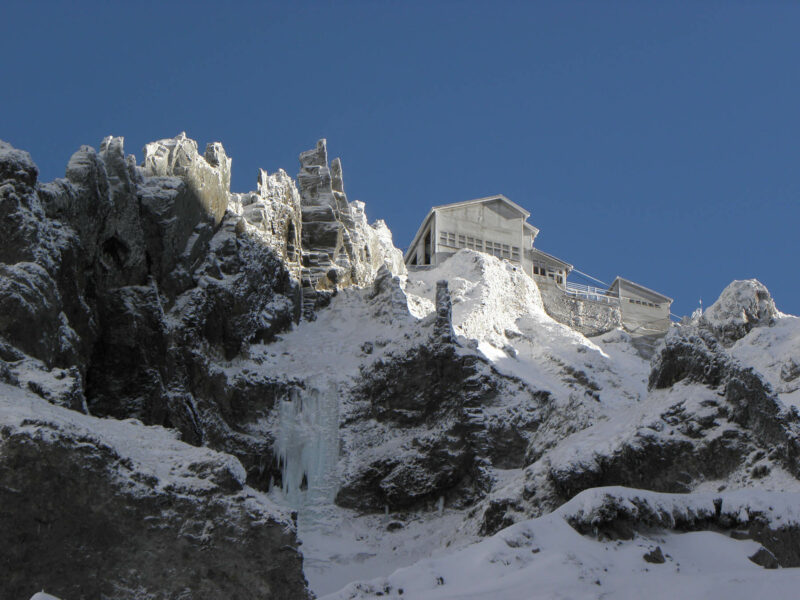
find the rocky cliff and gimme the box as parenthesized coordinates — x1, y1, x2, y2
(2, 133, 799, 599)
(0, 133, 401, 599)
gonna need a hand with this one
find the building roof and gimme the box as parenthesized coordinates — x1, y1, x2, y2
(433, 194, 530, 218)
(608, 276, 673, 304)
(404, 210, 435, 263)
(523, 221, 540, 236)
(529, 247, 573, 272)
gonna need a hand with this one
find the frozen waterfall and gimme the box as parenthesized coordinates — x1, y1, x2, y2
(273, 380, 340, 514)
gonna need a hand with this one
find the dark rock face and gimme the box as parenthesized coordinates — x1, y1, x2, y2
(1, 135, 302, 450)
(564, 489, 800, 569)
(336, 287, 547, 512)
(650, 325, 800, 478)
(0, 391, 310, 600)
(0, 135, 315, 597)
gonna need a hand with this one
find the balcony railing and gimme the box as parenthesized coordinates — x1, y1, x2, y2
(564, 281, 619, 304)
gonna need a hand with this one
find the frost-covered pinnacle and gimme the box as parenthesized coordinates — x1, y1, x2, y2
(434, 280, 455, 341)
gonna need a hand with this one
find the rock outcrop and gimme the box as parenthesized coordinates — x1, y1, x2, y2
(0, 384, 309, 600)
(297, 139, 404, 317)
(700, 279, 778, 346)
(0, 133, 411, 598)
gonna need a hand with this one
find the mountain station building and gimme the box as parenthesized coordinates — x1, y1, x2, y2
(404, 194, 672, 337)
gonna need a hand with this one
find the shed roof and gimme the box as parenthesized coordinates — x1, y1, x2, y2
(529, 248, 574, 272)
(608, 276, 673, 304)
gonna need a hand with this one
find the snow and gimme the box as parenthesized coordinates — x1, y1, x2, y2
(727, 313, 800, 408)
(406, 251, 650, 410)
(29, 593, 61, 600)
(701, 279, 777, 337)
(206, 250, 800, 597)
(0, 382, 292, 522)
(322, 487, 800, 600)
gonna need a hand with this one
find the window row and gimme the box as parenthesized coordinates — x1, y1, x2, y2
(532, 263, 564, 285)
(439, 231, 520, 261)
(628, 298, 660, 308)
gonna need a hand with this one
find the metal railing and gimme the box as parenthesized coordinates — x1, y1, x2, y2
(564, 281, 619, 304)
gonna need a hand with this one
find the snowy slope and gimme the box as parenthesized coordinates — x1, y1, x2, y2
(322, 487, 800, 600)
(251, 256, 800, 597)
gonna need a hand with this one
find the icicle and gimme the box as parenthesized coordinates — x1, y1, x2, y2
(437, 496, 445, 515)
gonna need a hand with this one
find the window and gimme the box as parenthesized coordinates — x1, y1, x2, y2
(457, 234, 466, 248)
(439, 231, 457, 248)
(488, 242, 504, 258)
(511, 246, 520, 261)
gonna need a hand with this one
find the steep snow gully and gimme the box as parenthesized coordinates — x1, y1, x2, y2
(1, 135, 799, 599)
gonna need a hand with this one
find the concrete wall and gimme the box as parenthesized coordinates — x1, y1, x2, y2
(408, 220, 434, 266)
(537, 280, 622, 337)
(434, 201, 524, 263)
(618, 280, 671, 334)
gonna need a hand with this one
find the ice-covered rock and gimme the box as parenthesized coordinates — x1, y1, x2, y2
(142, 131, 231, 224)
(700, 279, 778, 345)
(297, 139, 405, 317)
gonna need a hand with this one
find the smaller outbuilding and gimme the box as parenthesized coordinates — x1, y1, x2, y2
(607, 277, 673, 335)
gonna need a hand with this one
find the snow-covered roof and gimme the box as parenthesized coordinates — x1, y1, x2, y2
(609, 276, 673, 304)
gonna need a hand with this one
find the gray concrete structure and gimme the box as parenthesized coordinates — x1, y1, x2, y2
(405, 195, 674, 338)
(608, 277, 673, 336)
(404, 195, 537, 269)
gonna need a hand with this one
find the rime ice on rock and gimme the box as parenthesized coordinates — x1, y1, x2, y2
(700, 279, 778, 345)
(434, 280, 455, 342)
(297, 139, 405, 318)
(142, 132, 231, 224)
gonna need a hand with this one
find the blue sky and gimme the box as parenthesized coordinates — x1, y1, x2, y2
(2, 1, 799, 317)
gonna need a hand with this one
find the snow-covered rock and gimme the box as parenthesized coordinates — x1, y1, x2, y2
(142, 131, 231, 224)
(700, 279, 778, 345)
(0, 383, 309, 600)
(322, 487, 800, 600)
(3, 134, 800, 599)
(297, 139, 405, 317)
